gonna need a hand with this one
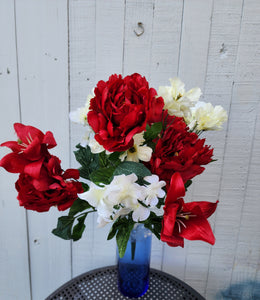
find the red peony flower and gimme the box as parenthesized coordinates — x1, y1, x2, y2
(161, 173, 218, 247)
(87, 73, 164, 152)
(148, 114, 213, 187)
(0, 123, 56, 177)
(15, 156, 83, 212)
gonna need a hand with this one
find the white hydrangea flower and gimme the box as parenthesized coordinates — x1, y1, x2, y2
(119, 132, 152, 162)
(105, 174, 146, 209)
(143, 175, 166, 207)
(158, 78, 201, 121)
(190, 102, 228, 131)
(132, 205, 150, 222)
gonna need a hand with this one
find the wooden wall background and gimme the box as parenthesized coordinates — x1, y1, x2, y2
(0, 0, 260, 299)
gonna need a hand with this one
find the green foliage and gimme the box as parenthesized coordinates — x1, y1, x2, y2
(69, 198, 93, 216)
(90, 167, 115, 185)
(74, 144, 99, 180)
(144, 122, 162, 141)
(143, 212, 163, 240)
(108, 217, 135, 258)
(72, 215, 87, 241)
(113, 161, 151, 183)
(52, 198, 96, 242)
(184, 179, 192, 191)
(52, 216, 74, 240)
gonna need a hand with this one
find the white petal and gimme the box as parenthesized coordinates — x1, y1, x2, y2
(132, 205, 150, 222)
(137, 146, 153, 162)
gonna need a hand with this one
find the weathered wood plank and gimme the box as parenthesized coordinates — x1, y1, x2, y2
(199, 1, 245, 298)
(123, 0, 154, 78)
(70, 0, 125, 276)
(0, 1, 31, 299)
(69, 0, 97, 277)
(91, 0, 125, 270)
(228, 0, 260, 294)
(162, 0, 214, 285)
(14, 1, 71, 299)
(150, 0, 184, 270)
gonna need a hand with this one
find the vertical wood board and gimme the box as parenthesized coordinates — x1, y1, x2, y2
(14, 1, 71, 299)
(0, 1, 31, 299)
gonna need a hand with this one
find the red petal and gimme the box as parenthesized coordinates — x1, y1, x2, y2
(63, 169, 80, 180)
(23, 137, 42, 160)
(161, 232, 184, 247)
(179, 216, 215, 245)
(24, 159, 44, 178)
(185, 201, 218, 219)
(87, 111, 99, 132)
(43, 131, 57, 149)
(0, 152, 28, 173)
(165, 173, 186, 205)
(14, 123, 44, 143)
(162, 203, 179, 236)
(0, 141, 22, 152)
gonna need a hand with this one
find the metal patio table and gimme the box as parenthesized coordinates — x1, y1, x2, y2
(45, 265, 205, 300)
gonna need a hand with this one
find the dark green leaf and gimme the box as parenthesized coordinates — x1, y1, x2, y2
(108, 151, 124, 162)
(108, 223, 119, 240)
(99, 151, 109, 167)
(113, 161, 151, 180)
(52, 216, 74, 240)
(143, 212, 163, 240)
(74, 144, 99, 179)
(184, 179, 192, 191)
(81, 182, 90, 192)
(90, 167, 115, 185)
(116, 221, 135, 258)
(72, 215, 87, 241)
(144, 122, 162, 141)
(69, 198, 93, 216)
(107, 217, 126, 240)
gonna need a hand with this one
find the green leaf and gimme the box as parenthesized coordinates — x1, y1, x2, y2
(184, 179, 192, 191)
(69, 198, 93, 217)
(108, 151, 124, 162)
(144, 122, 162, 141)
(72, 215, 87, 241)
(108, 223, 119, 240)
(113, 161, 151, 180)
(99, 151, 109, 167)
(116, 222, 135, 258)
(52, 216, 74, 240)
(90, 167, 115, 185)
(74, 144, 99, 180)
(143, 212, 163, 240)
(107, 217, 126, 240)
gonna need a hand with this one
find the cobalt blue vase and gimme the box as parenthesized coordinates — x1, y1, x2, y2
(117, 224, 152, 298)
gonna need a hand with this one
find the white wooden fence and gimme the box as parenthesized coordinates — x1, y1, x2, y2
(0, 0, 259, 299)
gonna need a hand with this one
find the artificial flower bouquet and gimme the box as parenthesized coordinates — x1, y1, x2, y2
(0, 73, 227, 257)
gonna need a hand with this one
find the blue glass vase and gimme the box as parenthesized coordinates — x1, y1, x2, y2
(117, 224, 152, 298)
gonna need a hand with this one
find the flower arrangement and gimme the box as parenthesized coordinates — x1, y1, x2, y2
(0, 73, 227, 258)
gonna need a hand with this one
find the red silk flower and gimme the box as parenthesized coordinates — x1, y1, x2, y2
(15, 156, 83, 212)
(0, 123, 83, 212)
(0, 123, 56, 177)
(87, 73, 164, 152)
(148, 114, 213, 188)
(161, 172, 218, 247)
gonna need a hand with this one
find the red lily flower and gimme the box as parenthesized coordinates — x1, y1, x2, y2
(161, 172, 218, 247)
(0, 123, 56, 177)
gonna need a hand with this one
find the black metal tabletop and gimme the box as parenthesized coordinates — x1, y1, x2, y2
(45, 265, 205, 300)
